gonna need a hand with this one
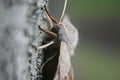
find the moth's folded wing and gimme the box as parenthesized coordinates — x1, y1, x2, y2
(64, 66, 73, 80)
(62, 15, 79, 55)
(54, 41, 73, 80)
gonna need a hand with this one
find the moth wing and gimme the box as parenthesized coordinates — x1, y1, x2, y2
(64, 66, 73, 80)
(61, 15, 79, 55)
(54, 41, 73, 80)
(62, 15, 74, 28)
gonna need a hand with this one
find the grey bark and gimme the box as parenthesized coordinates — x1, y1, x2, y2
(0, 0, 48, 80)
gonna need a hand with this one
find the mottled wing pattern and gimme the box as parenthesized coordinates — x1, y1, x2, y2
(54, 41, 73, 80)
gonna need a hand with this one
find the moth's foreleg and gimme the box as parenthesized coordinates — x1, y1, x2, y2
(37, 40, 55, 50)
(38, 25, 57, 37)
(46, 14, 53, 29)
(44, 5, 58, 24)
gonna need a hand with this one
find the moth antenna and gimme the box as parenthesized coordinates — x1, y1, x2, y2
(37, 41, 54, 49)
(59, 0, 67, 22)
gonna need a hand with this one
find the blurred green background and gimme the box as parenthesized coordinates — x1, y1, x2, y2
(49, 0, 120, 80)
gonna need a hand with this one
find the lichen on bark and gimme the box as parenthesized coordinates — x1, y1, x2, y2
(0, 0, 48, 80)
(27, 0, 48, 80)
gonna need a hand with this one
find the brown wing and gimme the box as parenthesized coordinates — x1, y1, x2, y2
(54, 41, 73, 80)
(64, 66, 73, 80)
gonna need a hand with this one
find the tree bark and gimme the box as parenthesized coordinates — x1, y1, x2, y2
(0, 0, 48, 80)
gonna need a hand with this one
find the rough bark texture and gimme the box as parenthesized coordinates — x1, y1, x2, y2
(0, 0, 48, 80)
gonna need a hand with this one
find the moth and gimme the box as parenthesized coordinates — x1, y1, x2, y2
(37, 0, 78, 80)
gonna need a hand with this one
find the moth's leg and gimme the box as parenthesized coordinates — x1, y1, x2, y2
(40, 53, 57, 73)
(37, 40, 54, 50)
(44, 5, 58, 24)
(47, 14, 53, 29)
(38, 25, 57, 37)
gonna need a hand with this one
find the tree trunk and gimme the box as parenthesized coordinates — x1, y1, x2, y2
(0, 0, 48, 80)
